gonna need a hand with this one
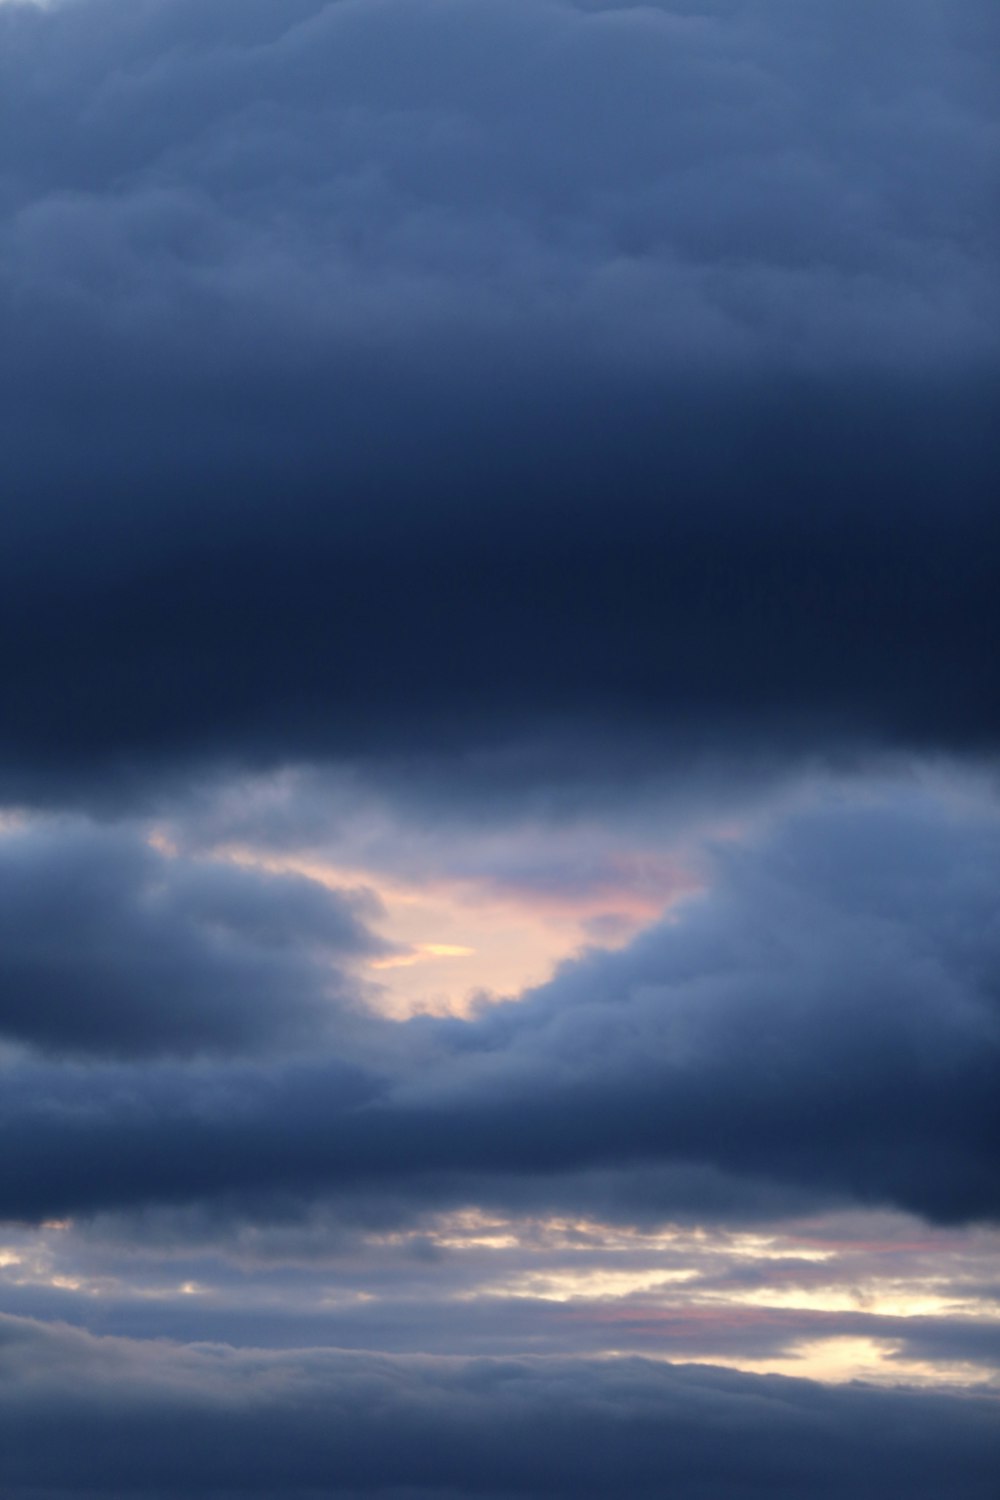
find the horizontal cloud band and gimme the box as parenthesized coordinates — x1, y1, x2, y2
(1, 0, 997, 796)
(2, 1316, 998, 1499)
(1, 790, 997, 1227)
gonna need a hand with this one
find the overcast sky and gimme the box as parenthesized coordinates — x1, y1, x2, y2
(2, 2, 999, 1497)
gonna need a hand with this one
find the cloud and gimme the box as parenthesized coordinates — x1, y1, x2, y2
(1, 786, 997, 1225)
(1, 1314, 998, 1499)
(2, 10, 999, 1482)
(0, 818, 389, 1056)
(0, 0, 997, 799)
(3, 1205, 999, 1379)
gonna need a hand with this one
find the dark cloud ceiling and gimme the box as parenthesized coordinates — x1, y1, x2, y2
(3, 6, 999, 1494)
(0, 0, 996, 797)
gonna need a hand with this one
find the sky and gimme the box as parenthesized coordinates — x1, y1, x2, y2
(1, 1, 999, 1496)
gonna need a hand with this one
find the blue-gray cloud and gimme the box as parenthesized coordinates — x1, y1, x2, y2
(1, 1315, 998, 1499)
(3, 10, 999, 1485)
(1, 788, 997, 1224)
(0, 820, 389, 1056)
(0, 0, 997, 799)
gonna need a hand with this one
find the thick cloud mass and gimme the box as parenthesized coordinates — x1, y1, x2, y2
(0, 820, 388, 1056)
(2, 790, 997, 1226)
(4, 6, 1000, 1491)
(1, 0, 998, 794)
(2, 1315, 998, 1500)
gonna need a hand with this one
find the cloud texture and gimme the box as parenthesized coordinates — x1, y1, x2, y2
(2, 1315, 999, 1500)
(0, 820, 387, 1055)
(0, 0, 997, 796)
(2, 789, 997, 1226)
(4, 4, 999, 1494)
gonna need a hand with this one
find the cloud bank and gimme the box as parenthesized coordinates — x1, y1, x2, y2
(2, 788, 997, 1227)
(2, 1316, 998, 1500)
(4, 4, 999, 1493)
(0, 0, 997, 798)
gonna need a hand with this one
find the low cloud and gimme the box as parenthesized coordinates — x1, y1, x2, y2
(0, 819, 389, 1056)
(1, 1314, 998, 1499)
(0, 0, 997, 799)
(4, 6, 998, 1495)
(1, 787, 997, 1225)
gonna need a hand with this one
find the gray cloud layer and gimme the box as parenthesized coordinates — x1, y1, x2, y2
(1, 0, 997, 796)
(4, 7, 1000, 1493)
(0, 821, 388, 1056)
(2, 788, 997, 1226)
(2, 1315, 998, 1499)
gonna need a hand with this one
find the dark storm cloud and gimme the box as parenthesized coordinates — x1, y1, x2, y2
(0, 818, 389, 1056)
(1, 0, 998, 798)
(2, 1315, 998, 1500)
(1, 789, 997, 1225)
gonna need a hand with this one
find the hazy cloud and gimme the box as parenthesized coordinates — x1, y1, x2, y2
(1, 1315, 998, 1499)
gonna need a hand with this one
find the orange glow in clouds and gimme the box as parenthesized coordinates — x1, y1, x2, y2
(197, 840, 698, 1017)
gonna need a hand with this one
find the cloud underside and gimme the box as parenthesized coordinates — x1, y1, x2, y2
(2, 792, 997, 1228)
(2, 1317, 998, 1500)
(3, 4, 1000, 1491)
(0, 0, 997, 796)
(0, 822, 389, 1055)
